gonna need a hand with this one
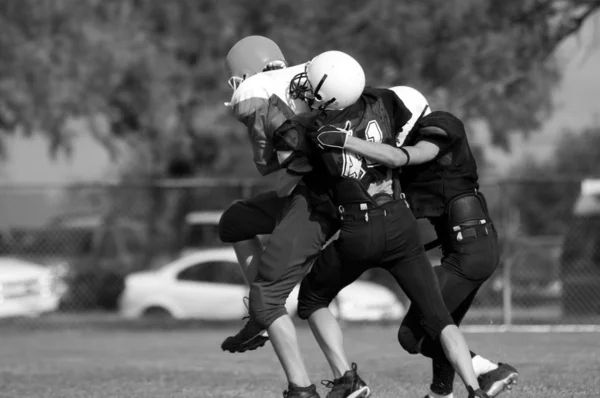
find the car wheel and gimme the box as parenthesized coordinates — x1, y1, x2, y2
(142, 306, 173, 319)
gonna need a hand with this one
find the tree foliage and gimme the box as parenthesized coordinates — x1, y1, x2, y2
(0, 0, 598, 172)
(508, 127, 600, 235)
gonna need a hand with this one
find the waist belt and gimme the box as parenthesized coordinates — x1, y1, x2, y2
(337, 193, 398, 213)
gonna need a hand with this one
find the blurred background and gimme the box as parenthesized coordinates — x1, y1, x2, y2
(1, 0, 600, 328)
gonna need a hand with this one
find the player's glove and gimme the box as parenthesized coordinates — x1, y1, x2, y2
(314, 122, 352, 149)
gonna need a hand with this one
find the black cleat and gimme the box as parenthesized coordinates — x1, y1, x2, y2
(221, 316, 268, 353)
(478, 363, 519, 397)
(283, 383, 320, 398)
(467, 386, 492, 398)
(321, 363, 371, 398)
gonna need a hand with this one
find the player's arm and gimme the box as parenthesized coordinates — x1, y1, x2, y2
(245, 111, 281, 176)
(230, 86, 281, 176)
(314, 125, 444, 168)
(344, 135, 440, 168)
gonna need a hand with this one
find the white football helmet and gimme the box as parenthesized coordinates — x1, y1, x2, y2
(290, 50, 365, 110)
(388, 86, 432, 144)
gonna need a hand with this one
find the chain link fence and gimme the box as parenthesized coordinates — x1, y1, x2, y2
(0, 177, 599, 327)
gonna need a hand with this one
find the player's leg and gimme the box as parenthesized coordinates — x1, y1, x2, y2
(417, 266, 486, 398)
(384, 250, 484, 396)
(379, 201, 481, 393)
(421, 230, 516, 396)
(218, 190, 287, 284)
(259, 263, 316, 388)
(257, 200, 334, 393)
(218, 191, 289, 352)
(234, 186, 336, 394)
(298, 243, 371, 398)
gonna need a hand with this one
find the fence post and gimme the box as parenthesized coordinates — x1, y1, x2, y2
(241, 181, 253, 199)
(502, 257, 513, 326)
(501, 204, 521, 326)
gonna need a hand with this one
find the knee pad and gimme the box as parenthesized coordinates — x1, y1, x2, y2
(397, 325, 422, 355)
(461, 254, 497, 282)
(218, 200, 249, 243)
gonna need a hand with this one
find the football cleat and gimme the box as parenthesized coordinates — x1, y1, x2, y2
(221, 316, 268, 353)
(283, 383, 320, 398)
(478, 363, 519, 397)
(321, 363, 371, 398)
(221, 297, 268, 353)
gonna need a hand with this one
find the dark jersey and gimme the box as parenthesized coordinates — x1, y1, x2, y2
(400, 111, 479, 218)
(313, 88, 412, 204)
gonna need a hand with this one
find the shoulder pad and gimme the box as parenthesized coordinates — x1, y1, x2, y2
(362, 87, 402, 108)
(228, 81, 271, 123)
(418, 111, 465, 139)
(420, 126, 448, 137)
(365, 87, 413, 133)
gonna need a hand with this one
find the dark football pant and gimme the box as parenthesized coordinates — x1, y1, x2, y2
(397, 226, 499, 356)
(218, 186, 336, 329)
(298, 199, 454, 342)
(397, 192, 500, 395)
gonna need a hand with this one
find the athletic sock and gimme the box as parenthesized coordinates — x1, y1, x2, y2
(427, 391, 453, 398)
(472, 355, 498, 376)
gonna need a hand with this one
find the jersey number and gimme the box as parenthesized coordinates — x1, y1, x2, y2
(341, 120, 384, 179)
(364, 120, 383, 167)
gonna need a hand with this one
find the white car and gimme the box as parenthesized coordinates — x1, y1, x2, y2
(0, 257, 64, 318)
(119, 248, 405, 322)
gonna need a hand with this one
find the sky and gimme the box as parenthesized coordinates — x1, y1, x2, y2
(1, 12, 600, 185)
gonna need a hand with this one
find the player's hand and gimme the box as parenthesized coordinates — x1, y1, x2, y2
(315, 124, 351, 149)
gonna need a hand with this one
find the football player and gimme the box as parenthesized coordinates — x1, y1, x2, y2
(273, 50, 490, 398)
(311, 84, 519, 398)
(218, 36, 339, 398)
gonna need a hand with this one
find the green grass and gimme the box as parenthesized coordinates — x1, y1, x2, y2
(0, 316, 599, 397)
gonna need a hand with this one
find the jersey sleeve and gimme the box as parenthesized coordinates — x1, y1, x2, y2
(415, 111, 464, 156)
(229, 80, 279, 175)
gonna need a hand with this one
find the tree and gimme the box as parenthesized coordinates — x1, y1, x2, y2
(1, 0, 598, 267)
(508, 126, 600, 235)
(2, 0, 599, 163)
(228, 0, 600, 149)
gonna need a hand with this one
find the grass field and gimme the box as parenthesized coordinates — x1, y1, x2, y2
(0, 316, 599, 398)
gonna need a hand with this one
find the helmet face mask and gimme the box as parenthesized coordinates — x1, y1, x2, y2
(290, 64, 316, 107)
(228, 76, 246, 91)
